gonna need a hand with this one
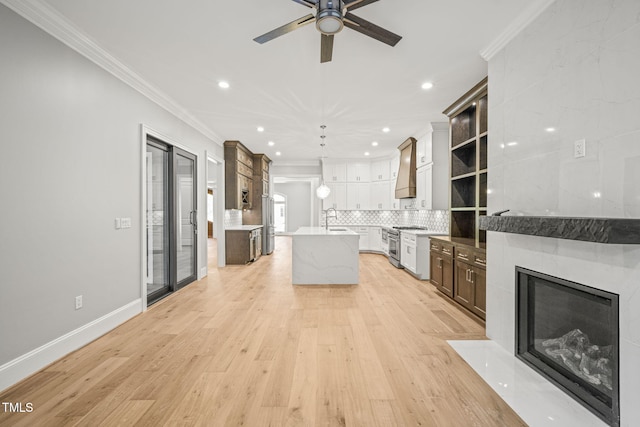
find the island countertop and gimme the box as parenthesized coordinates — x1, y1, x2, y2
(292, 226, 359, 285)
(294, 226, 358, 236)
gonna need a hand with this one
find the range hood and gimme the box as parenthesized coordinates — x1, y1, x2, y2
(395, 137, 417, 199)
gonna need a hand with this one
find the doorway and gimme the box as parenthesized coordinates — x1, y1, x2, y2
(146, 136, 197, 305)
(274, 193, 286, 233)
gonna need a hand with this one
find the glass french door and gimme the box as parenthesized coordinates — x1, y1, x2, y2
(174, 148, 197, 290)
(146, 138, 197, 304)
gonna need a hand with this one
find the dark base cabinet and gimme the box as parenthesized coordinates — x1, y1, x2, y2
(430, 237, 486, 321)
(429, 240, 454, 298)
(225, 228, 262, 265)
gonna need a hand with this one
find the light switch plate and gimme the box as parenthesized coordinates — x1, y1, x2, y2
(574, 139, 586, 158)
(121, 218, 131, 228)
(114, 218, 121, 229)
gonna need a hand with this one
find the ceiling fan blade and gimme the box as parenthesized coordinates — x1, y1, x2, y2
(253, 14, 315, 44)
(344, 12, 402, 47)
(344, 0, 379, 11)
(291, 0, 318, 7)
(320, 34, 334, 63)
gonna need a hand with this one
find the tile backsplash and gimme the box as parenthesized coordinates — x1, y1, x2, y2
(224, 209, 242, 228)
(322, 209, 449, 234)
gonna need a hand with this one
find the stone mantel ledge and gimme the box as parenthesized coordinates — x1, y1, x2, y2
(479, 216, 640, 244)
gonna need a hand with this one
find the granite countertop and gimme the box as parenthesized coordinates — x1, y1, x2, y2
(294, 227, 358, 236)
(225, 225, 263, 231)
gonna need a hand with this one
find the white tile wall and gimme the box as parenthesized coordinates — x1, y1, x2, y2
(486, 1, 640, 424)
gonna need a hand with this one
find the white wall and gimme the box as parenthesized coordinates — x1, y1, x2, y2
(274, 182, 315, 232)
(486, 0, 640, 423)
(0, 4, 223, 389)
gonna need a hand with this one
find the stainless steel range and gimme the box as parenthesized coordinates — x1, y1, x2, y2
(387, 226, 430, 268)
(387, 228, 402, 268)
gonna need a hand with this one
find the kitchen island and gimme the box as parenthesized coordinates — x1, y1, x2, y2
(292, 227, 359, 285)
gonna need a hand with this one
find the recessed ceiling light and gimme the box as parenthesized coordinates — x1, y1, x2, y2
(218, 81, 230, 89)
(421, 82, 433, 90)
(546, 127, 556, 132)
(364, 152, 370, 156)
(371, 141, 378, 146)
(275, 151, 281, 156)
(257, 126, 264, 132)
(268, 141, 275, 146)
(382, 127, 390, 133)
(507, 142, 518, 146)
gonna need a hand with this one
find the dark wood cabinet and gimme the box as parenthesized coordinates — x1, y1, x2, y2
(430, 237, 486, 321)
(436, 77, 488, 322)
(443, 77, 488, 248)
(453, 245, 486, 320)
(429, 239, 454, 298)
(225, 228, 262, 265)
(224, 141, 254, 210)
(242, 153, 272, 225)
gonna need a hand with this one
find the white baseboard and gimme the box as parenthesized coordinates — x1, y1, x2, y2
(0, 299, 142, 393)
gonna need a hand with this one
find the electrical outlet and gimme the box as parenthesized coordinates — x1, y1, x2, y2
(121, 217, 131, 228)
(574, 139, 586, 158)
(75, 295, 83, 310)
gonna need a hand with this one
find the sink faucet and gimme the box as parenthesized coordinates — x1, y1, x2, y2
(324, 208, 337, 230)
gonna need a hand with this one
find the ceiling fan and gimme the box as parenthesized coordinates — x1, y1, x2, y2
(253, 0, 402, 63)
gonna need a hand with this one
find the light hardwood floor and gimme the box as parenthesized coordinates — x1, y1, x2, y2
(0, 237, 525, 426)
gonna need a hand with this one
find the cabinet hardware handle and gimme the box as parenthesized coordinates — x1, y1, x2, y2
(470, 269, 474, 284)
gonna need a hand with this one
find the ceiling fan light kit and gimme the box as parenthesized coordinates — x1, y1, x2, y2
(316, 0, 344, 35)
(254, 0, 401, 63)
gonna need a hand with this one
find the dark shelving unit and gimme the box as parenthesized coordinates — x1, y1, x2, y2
(444, 78, 488, 248)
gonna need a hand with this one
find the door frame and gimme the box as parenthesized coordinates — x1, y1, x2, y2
(140, 125, 201, 310)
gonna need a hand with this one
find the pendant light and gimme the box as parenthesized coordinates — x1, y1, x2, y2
(316, 125, 331, 199)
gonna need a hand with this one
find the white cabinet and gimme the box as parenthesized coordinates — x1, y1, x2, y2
(368, 226, 382, 252)
(351, 226, 369, 251)
(371, 181, 391, 210)
(416, 164, 433, 210)
(346, 183, 370, 210)
(401, 233, 417, 273)
(389, 155, 400, 180)
(346, 162, 371, 183)
(323, 183, 346, 210)
(400, 232, 431, 280)
(416, 133, 433, 168)
(323, 162, 347, 182)
(370, 159, 390, 182)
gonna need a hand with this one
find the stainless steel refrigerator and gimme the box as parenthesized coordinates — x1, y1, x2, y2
(262, 195, 275, 255)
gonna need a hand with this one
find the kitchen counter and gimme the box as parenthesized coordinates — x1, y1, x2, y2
(292, 227, 359, 285)
(398, 229, 447, 236)
(225, 225, 263, 231)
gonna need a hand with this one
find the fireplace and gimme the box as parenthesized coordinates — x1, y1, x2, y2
(515, 267, 620, 426)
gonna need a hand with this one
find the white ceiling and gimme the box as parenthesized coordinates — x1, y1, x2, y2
(36, 0, 532, 162)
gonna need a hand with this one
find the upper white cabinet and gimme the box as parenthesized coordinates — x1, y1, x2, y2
(389, 155, 400, 180)
(323, 161, 347, 182)
(346, 162, 371, 183)
(370, 159, 390, 182)
(346, 183, 370, 210)
(323, 182, 347, 210)
(416, 164, 433, 209)
(371, 181, 391, 210)
(416, 133, 433, 168)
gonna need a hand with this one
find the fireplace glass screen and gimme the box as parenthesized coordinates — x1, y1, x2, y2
(515, 267, 619, 426)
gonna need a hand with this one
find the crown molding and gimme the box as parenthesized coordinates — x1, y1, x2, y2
(0, 0, 223, 145)
(479, 0, 557, 61)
